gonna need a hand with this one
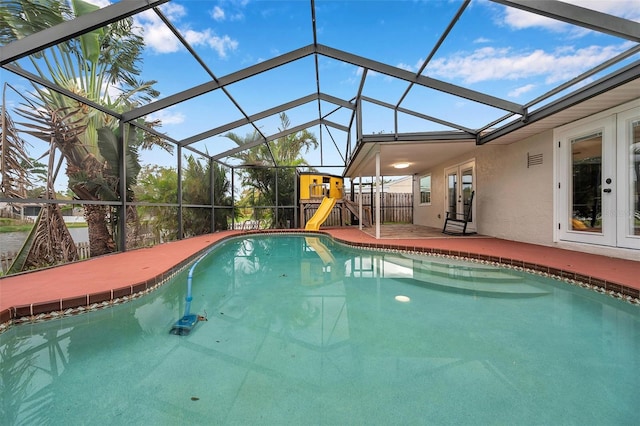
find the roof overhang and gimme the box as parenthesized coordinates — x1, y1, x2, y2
(344, 67, 640, 179)
(345, 135, 477, 177)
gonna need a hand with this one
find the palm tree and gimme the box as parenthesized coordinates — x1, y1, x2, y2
(1, 87, 80, 272)
(0, 90, 30, 201)
(134, 164, 178, 244)
(182, 155, 234, 235)
(224, 112, 318, 228)
(1, 0, 163, 258)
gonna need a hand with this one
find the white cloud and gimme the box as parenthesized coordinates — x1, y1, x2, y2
(397, 59, 425, 73)
(473, 37, 492, 44)
(356, 67, 379, 78)
(211, 6, 225, 21)
(567, 0, 640, 21)
(134, 6, 184, 53)
(103, 81, 124, 100)
(211, 1, 246, 21)
(84, 0, 111, 7)
(229, 12, 245, 21)
(159, 2, 188, 21)
(508, 84, 535, 98)
(184, 29, 238, 58)
(148, 109, 185, 126)
(426, 43, 629, 85)
(500, 0, 640, 33)
(134, 3, 238, 58)
(502, 7, 566, 32)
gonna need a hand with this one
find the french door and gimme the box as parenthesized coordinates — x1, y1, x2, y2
(617, 107, 640, 249)
(445, 160, 475, 231)
(556, 104, 640, 249)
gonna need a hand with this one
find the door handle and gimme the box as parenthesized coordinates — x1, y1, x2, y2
(603, 188, 612, 193)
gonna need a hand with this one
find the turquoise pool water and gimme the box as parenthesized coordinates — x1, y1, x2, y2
(1, 234, 638, 425)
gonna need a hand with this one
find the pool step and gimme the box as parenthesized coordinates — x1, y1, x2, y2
(410, 273, 549, 297)
(396, 254, 549, 297)
(416, 262, 524, 284)
(402, 254, 524, 283)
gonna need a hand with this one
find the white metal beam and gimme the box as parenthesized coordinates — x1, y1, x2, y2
(480, 60, 640, 144)
(316, 44, 524, 114)
(123, 45, 316, 122)
(361, 96, 476, 135)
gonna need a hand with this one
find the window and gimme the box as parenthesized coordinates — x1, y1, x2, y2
(419, 175, 431, 204)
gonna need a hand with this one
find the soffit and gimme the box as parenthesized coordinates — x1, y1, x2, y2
(484, 78, 640, 145)
(345, 77, 640, 178)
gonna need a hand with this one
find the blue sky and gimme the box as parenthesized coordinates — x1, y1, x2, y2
(3, 0, 640, 172)
(130, 1, 638, 133)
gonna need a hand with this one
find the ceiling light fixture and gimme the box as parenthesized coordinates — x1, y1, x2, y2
(393, 162, 410, 169)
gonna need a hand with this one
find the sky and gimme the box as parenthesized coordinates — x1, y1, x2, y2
(3, 0, 640, 174)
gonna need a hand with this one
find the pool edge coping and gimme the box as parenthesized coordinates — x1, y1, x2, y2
(1, 229, 638, 334)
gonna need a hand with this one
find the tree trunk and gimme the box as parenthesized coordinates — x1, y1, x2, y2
(70, 153, 118, 257)
(85, 204, 115, 256)
(125, 205, 140, 249)
(22, 204, 78, 271)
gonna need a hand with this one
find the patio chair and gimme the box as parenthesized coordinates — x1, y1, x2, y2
(442, 191, 476, 235)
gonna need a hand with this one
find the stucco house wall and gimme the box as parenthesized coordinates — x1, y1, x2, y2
(384, 176, 413, 193)
(474, 131, 554, 245)
(411, 130, 555, 242)
(413, 120, 639, 260)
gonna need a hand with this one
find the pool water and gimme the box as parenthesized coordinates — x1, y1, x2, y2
(1, 234, 638, 425)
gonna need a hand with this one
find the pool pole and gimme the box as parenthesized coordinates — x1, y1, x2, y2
(169, 252, 208, 335)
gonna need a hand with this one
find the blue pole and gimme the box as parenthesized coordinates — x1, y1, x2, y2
(171, 248, 216, 334)
(184, 274, 193, 317)
(183, 249, 210, 318)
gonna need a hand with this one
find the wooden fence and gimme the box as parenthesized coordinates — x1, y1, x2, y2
(354, 192, 413, 224)
(302, 192, 413, 227)
(0, 242, 91, 274)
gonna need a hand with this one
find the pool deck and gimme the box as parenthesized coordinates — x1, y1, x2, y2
(1, 226, 639, 330)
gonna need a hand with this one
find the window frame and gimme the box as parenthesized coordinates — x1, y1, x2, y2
(419, 174, 432, 205)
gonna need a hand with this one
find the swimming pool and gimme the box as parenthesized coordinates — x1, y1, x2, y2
(1, 234, 638, 424)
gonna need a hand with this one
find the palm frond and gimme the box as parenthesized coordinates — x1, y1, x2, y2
(14, 103, 88, 160)
(0, 0, 71, 44)
(1, 95, 31, 198)
(7, 204, 78, 274)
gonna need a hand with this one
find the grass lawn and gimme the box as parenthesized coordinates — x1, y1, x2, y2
(0, 218, 87, 233)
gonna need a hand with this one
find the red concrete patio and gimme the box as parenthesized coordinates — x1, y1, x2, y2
(1, 226, 638, 330)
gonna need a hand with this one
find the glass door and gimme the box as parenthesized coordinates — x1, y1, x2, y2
(617, 108, 640, 249)
(557, 116, 616, 246)
(446, 170, 457, 215)
(570, 132, 604, 233)
(445, 160, 475, 230)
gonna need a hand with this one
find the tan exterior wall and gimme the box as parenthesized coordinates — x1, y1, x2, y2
(476, 131, 554, 244)
(413, 127, 640, 260)
(414, 130, 555, 245)
(411, 99, 640, 260)
(385, 176, 413, 193)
